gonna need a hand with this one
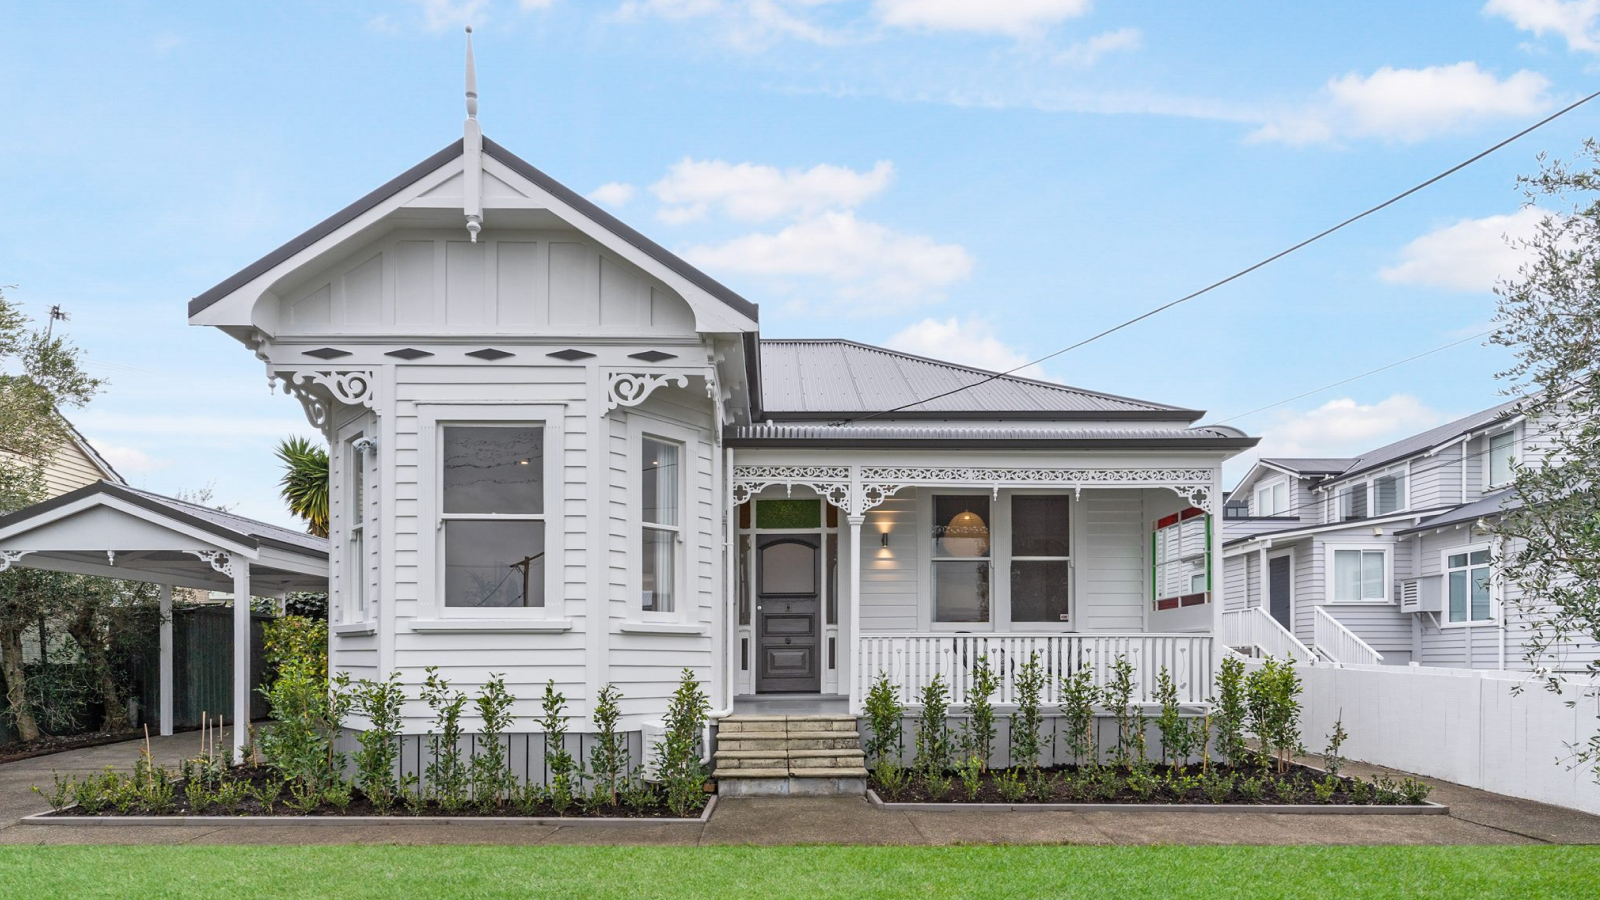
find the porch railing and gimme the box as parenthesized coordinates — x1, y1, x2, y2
(855, 633, 1215, 708)
(1221, 606, 1314, 664)
(1312, 606, 1384, 666)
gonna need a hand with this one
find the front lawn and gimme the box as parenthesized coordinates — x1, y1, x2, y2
(1, 845, 1595, 900)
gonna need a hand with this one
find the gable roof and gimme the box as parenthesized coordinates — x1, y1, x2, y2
(188, 138, 758, 324)
(756, 339, 1202, 420)
(1258, 457, 1354, 476)
(63, 417, 124, 486)
(1323, 398, 1523, 485)
(1395, 488, 1522, 535)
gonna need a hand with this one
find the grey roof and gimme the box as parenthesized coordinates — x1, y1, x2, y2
(756, 340, 1201, 420)
(1323, 399, 1523, 484)
(190, 138, 758, 323)
(0, 481, 328, 558)
(727, 422, 1256, 449)
(1260, 457, 1355, 476)
(1396, 489, 1522, 535)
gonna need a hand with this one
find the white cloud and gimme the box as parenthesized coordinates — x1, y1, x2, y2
(588, 181, 637, 207)
(152, 33, 183, 56)
(1251, 62, 1552, 145)
(417, 0, 489, 31)
(1379, 207, 1549, 292)
(520, 0, 559, 8)
(616, 0, 722, 19)
(682, 210, 973, 306)
(1485, 0, 1600, 53)
(95, 444, 173, 475)
(886, 317, 1047, 378)
(652, 158, 894, 223)
(614, 0, 848, 47)
(75, 411, 315, 441)
(1053, 27, 1142, 67)
(874, 0, 1092, 38)
(1257, 395, 1449, 459)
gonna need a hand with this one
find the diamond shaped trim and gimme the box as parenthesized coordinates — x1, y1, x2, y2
(628, 350, 677, 363)
(385, 348, 433, 360)
(466, 348, 514, 361)
(302, 347, 351, 360)
(547, 348, 597, 362)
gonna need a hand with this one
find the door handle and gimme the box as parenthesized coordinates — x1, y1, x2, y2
(784, 637, 792, 645)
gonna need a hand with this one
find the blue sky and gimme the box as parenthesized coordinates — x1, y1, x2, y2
(2, 0, 1595, 526)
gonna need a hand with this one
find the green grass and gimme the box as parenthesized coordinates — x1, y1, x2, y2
(1, 845, 1597, 900)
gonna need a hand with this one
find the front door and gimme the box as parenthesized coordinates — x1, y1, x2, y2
(756, 535, 821, 693)
(1268, 554, 1293, 631)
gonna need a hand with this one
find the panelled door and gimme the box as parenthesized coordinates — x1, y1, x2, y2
(1268, 554, 1293, 631)
(755, 535, 821, 693)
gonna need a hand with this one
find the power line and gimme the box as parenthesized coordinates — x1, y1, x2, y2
(837, 88, 1600, 426)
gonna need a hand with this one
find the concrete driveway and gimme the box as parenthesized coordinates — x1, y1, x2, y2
(1, 731, 1597, 846)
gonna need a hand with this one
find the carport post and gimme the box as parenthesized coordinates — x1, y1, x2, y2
(232, 556, 251, 758)
(158, 583, 173, 736)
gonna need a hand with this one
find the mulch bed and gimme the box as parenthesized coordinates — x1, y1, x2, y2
(0, 730, 145, 765)
(872, 762, 1425, 806)
(46, 765, 702, 819)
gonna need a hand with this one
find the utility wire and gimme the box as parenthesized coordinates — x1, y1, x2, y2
(836, 88, 1600, 426)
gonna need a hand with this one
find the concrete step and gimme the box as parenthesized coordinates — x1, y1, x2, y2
(713, 767, 791, 779)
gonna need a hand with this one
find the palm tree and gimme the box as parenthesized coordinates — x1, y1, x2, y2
(275, 436, 329, 537)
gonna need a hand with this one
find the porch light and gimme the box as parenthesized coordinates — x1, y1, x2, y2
(880, 531, 889, 548)
(944, 510, 989, 557)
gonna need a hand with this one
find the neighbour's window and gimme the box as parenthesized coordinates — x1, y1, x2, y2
(1333, 484, 1367, 522)
(347, 437, 367, 619)
(1332, 548, 1386, 602)
(1254, 480, 1289, 517)
(1153, 508, 1209, 610)
(641, 437, 681, 613)
(1010, 496, 1071, 623)
(931, 495, 990, 623)
(1371, 468, 1406, 516)
(1332, 466, 1407, 521)
(1488, 431, 1517, 488)
(1446, 548, 1493, 624)
(441, 425, 545, 607)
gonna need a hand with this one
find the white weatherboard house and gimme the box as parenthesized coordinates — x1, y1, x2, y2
(175, 58, 1257, 791)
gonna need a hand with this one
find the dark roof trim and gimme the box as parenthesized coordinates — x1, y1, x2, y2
(743, 331, 764, 420)
(0, 481, 328, 560)
(189, 137, 760, 325)
(482, 139, 758, 323)
(758, 409, 1206, 423)
(1223, 507, 1456, 547)
(724, 432, 1259, 451)
(190, 140, 467, 317)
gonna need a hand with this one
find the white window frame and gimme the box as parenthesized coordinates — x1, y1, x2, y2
(920, 489, 995, 633)
(419, 403, 564, 621)
(1328, 462, 1411, 522)
(996, 490, 1075, 632)
(1324, 543, 1392, 605)
(1441, 544, 1496, 626)
(629, 413, 696, 626)
(1254, 477, 1290, 517)
(1486, 426, 1520, 489)
(342, 428, 372, 625)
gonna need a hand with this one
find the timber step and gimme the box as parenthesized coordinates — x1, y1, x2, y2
(711, 714, 868, 796)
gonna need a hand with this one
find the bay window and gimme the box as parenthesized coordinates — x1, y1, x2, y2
(1445, 547, 1493, 624)
(1153, 507, 1209, 610)
(440, 424, 545, 608)
(1331, 547, 1387, 603)
(640, 437, 680, 614)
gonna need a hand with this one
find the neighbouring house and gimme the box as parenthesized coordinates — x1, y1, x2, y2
(0, 416, 125, 499)
(1222, 397, 1598, 674)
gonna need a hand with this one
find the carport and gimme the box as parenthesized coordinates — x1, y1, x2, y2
(0, 481, 328, 754)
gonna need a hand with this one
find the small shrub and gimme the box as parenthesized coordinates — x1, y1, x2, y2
(263, 615, 329, 683)
(322, 781, 353, 812)
(1371, 775, 1405, 805)
(251, 778, 284, 812)
(620, 777, 658, 811)
(588, 683, 629, 806)
(913, 675, 951, 775)
(1323, 715, 1349, 778)
(871, 757, 909, 800)
(1153, 666, 1195, 767)
(1397, 777, 1433, 805)
(1271, 777, 1300, 804)
(1089, 767, 1120, 801)
(1236, 775, 1265, 802)
(1167, 772, 1201, 797)
(862, 672, 904, 766)
(1349, 776, 1374, 805)
(924, 768, 953, 801)
(1212, 655, 1248, 765)
(1311, 775, 1338, 804)
(284, 779, 322, 814)
(472, 673, 516, 810)
(960, 654, 1001, 770)
(1059, 666, 1099, 767)
(1027, 768, 1056, 803)
(1200, 771, 1234, 803)
(1104, 654, 1146, 767)
(33, 772, 75, 812)
(995, 768, 1027, 802)
(654, 669, 710, 817)
(352, 672, 405, 812)
(420, 666, 469, 811)
(1244, 658, 1303, 775)
(214, 776, 251, 815)
(1010, 652, 1046, 771)
(957, 753, 983, 800)
(1125, 767, 1158, 800)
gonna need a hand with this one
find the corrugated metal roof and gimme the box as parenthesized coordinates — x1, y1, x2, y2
(757, 340, 1198, 418)
(1396, 489, 1521, 535)
(115, 484, 329, 554)
(727, 422, 1256, 448)
(1324, 398, 1523, 483)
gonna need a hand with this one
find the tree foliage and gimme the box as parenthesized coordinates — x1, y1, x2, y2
(1489, 141, 1600, 780)
(274, 436, 329, 538)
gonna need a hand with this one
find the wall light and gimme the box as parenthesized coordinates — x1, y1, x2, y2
(880, 531, 889, 548)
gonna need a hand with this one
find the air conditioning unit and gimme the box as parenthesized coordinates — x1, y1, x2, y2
(1398, 576, 1442, 613)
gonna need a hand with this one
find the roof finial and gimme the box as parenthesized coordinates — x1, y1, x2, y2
(465, 26, 478, 120)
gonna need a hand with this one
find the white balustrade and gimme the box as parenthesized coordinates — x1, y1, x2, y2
(1312, 606, 1384, 666)
(1222, 606, 1315, 664)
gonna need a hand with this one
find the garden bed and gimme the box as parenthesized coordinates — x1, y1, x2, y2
(0, 729, 144, 765)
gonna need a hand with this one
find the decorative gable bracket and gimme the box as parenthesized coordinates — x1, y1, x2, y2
(269, 369, 378, 437)
(605, 371, 690, 414)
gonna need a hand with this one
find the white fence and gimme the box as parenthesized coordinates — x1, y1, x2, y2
(1312, 606, 1384, 666)
(1276, 661, 1600, 815)
(1222, 607, 1314, 663)
(855, 633, 1214, 708)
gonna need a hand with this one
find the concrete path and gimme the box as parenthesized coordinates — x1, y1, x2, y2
(1, 734, 1597, 846)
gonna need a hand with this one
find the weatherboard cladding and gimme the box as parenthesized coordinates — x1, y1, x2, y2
(756, 340, 1195, 417)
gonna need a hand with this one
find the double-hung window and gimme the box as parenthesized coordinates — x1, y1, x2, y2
(640, 437, 681, 614)
(1331, 547, 1387, 603)
(1488, 431, 1517, 488)
(346, 436, 368, 621)
(440, 424, 546, 608)
(1254, 479, 1289, 517)
(1009, 496, 1071, 624)
(1445, 548, 1493, 624)
(931, 495, 991, 624)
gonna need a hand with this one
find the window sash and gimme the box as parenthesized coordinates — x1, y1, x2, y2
(1445, 547, 1494, 623)
(1488, 432, 1516, 486)
(1333, 549, 1386, 602)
